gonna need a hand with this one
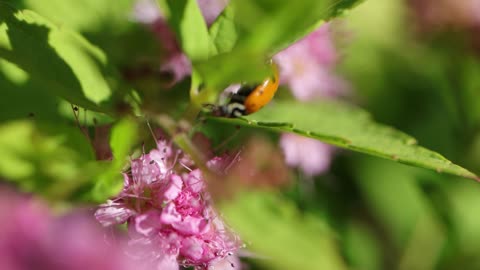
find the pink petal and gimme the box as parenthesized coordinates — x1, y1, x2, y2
(123, 173, 131, 189)
(180, 237, 205, 261)
(155, 254, 179, 270)
(133, 211, 162, 237)
(172, 216, 210, 235)
(208, 255, 241, 270)
(95, 201, 136, 227)
(149, 140, 174, 175)
(163, 175, 184, 201)
(161, 202, 182, 224)
(184, 169, 204, 193)
(131, 156, 161, 185)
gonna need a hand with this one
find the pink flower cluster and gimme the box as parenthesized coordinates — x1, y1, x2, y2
(95, 140, 240, 270)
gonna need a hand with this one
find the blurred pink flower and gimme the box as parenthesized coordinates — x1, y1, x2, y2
(474, 2, 480, 25)
(0, 188, 133, 270)
(280, 133, 335, 177)
(159, 53, 192, 84)
(274, 23, 348, 101)
(95, 140, 241, 270)
(408, 0, 480, 30)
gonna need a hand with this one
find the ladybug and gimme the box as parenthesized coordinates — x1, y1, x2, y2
(212, 62, 279, 118)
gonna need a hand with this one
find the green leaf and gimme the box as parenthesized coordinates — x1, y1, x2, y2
(209, 100, 479, 180)
(209, 0, 364, 56)
(344, 221, 382, 270)
(0, 58, 114, 128)
(0, 5, 120, 112)
(231, 0, 326, 53)
(195, 49, 269, 88)
(165, 0, 211, 60)
(221, 192, 347, 270)
(195, 0, 364, 89)
(0, 59, 60, 123)
(235, 0, 364, 53)
(23, 0, 135, 33)
(208, 5, 237, 55)
(110, 118, 138, 161)
(93, 118, 138, 201)
(22, 0, 160, 68)
(446, 180, 480, 253)
(156, 0, 170, 18)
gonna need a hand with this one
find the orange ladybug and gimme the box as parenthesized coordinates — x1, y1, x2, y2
(215, 62, 279, 117)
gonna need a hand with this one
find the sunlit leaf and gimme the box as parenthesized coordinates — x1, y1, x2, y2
(165, 0, 211, 60)
(23, 0, 134, 32)
(208, 5, 236, 55)
(110, 118, 138, 161)
(21, 0, 152, 67)
(0, 5, 122, 112)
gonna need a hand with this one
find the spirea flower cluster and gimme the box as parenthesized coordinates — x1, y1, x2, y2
(95, 140, 241, 270)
